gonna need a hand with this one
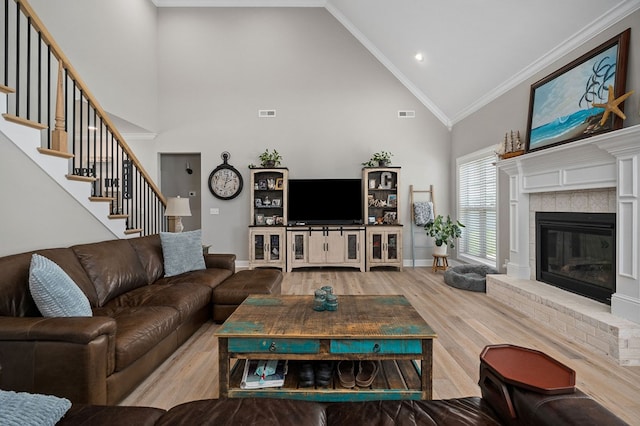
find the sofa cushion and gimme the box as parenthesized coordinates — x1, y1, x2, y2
(160, 230, 206, 277)
(326, 398, 502, 426)
(37, 248, 99, 306)
(156, 398, 328, 426)
(155, 267, 233, 290)
(0, 389, 72, 426)
(128, 234, 165, 284)
(28, 254, 92, 317)
(72, 239, 149, 307)
(92, 305, 181, 371)
(104, 282, 212, 322)
(58, 404, 166, 426)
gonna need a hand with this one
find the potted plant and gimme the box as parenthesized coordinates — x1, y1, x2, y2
(424, 215, 464, 255)
(258, 149, 282, 168)
(362, 151, 393, 167)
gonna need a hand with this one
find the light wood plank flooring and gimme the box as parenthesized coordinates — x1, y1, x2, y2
(120, 267, 640, 424)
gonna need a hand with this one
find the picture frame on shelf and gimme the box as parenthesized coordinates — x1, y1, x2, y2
(383, 211, 397, 224)
(255, 214, 265, 225)
(272, 198, 282, 207)
(275, 178, 284, 190)
(255, 198, 263, 207)
(387, 194, 397, 208)
(265, 216, 275, 225)
(258, 179, 267, 190)
(275, 216, 284, 225)
(525, 28, 630, 153)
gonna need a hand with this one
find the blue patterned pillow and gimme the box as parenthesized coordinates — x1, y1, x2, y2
(160, 230, 206, 277)
(0, 389, 71, 426)
(29, 254, 92, 317)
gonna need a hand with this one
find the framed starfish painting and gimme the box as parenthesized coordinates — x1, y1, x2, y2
(525, 28, 631, 153)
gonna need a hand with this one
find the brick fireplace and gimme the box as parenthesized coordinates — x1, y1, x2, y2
(491, 125, 640, 365)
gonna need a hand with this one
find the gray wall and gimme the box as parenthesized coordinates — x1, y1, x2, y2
(147, 7, 451, 259)
(451, 10, 640, 271)
(0, 132, 116, 256)
(29, 0, 159, 132)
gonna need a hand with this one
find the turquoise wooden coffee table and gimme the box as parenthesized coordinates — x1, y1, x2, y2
(215, 294, 437, 401)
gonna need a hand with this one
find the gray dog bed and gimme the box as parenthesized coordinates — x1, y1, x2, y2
(443, 264, 498, 292)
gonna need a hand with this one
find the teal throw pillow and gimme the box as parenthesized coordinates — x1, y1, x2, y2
(29, 253, 92, 317)
(0, 389, 72, 426)
(160, 229, 206, 277)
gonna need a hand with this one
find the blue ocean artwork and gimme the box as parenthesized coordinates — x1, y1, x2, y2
(529, 43, 618, 150)
(530, 107, 603, 147)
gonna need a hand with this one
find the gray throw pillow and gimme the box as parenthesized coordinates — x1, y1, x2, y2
(160, 229, 206, 277)
(29, 254, 92, 317)
(0, 389, 72, 426)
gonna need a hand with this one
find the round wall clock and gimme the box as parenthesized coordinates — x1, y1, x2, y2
(208, 152, 243, 200)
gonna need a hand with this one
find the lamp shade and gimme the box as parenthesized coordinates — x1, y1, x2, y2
(164, 196, 192, 217)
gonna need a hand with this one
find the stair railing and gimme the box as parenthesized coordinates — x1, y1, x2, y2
(1, 0, 167, 235)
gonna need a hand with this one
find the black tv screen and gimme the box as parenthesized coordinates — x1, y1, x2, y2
(288, 179, 363, 225)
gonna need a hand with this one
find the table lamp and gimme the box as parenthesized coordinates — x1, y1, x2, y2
(165, 196, 191, 232)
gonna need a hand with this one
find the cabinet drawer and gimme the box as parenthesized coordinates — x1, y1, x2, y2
(228, 338, 320, 354)
(330, 339, 422, 354)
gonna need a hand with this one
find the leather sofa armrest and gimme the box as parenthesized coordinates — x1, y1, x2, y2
(205, 253, 236, 273)
(0, 316, 117, 404)
(0, 316, 116, 344)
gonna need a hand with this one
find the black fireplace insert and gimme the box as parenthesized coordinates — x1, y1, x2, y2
(536, 212, 615, 304)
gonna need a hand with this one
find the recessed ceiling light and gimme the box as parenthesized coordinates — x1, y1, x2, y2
(414, 52, 424, 62)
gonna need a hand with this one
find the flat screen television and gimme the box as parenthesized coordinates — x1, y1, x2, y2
(288, 178, 363, 225)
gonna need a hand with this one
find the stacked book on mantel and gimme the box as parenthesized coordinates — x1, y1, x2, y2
(240, 359, 288, 389)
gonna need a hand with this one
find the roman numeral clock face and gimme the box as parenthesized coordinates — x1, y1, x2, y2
(208, 154, 243, 200)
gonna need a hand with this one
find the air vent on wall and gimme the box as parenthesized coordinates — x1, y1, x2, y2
(398, 110, 415, 118)
(258, 109, 277, 118)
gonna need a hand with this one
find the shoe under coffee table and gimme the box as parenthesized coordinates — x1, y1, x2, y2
(215, 294, 437, 401)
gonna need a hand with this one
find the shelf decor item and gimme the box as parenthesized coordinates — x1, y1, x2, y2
(258, 149, 282, 168)
(525, 29, 630, 153)
(424, 215, 464, 254)
(362, 151, 393, 167)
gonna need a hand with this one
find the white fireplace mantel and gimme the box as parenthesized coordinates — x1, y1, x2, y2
(497, 124, 640, 324)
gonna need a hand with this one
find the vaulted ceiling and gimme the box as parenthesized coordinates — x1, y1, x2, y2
(152, 0, 640, 129)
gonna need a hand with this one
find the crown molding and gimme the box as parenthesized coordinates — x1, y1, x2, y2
(451, 0, 640, 125)
(152, 0, 325, 6)
(324, 3, 452, 130)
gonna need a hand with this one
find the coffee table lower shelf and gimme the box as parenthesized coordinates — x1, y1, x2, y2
(228, 359, 423, 402)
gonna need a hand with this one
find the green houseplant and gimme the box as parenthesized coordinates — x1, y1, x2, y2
(258, 149, 282, 168)
(362, 151, 393, 167)
(424, 215, 464, 253)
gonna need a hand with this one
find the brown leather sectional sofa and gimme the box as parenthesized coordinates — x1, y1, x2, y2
(57, 386, 627, 425)
(0, 234, 237, 405)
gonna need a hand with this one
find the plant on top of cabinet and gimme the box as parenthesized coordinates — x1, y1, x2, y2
(257, 149, 282, 168)
(362, 151, 393, 167)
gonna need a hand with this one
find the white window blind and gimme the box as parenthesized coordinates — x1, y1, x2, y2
(457, 150, 497, 264)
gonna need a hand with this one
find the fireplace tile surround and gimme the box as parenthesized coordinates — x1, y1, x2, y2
(493, 125, 640, 365)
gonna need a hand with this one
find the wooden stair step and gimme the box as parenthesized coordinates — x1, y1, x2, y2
(109, 214, 129, 220)
(37, 147, 74, 159)
(66, 174, 97, 182)
(89, 196, 116, 202)
(2, 113, 48, 130)
(124, 228, 143, 235)
(0, 84, 15, 94)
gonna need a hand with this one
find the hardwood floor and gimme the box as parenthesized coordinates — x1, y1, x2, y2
(120, 267, 640, 424)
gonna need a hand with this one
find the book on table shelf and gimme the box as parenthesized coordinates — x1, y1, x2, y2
(240, 359, 288, 389)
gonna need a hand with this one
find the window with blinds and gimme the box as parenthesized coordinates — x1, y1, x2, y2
(457, 149, 497, 265)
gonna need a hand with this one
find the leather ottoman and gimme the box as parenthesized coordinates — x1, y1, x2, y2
(212, 269, 282, 322)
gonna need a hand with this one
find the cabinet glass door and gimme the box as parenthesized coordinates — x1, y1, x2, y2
(254, 234, 265, 260)
(293, 234, 305, 260)
(270, 234, 281, 261)
(347, 234, 359, 260)
(372, 234, 383, 260)
(387, 233, 398, 260)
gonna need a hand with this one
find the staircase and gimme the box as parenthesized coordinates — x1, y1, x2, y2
(0, 0, 166, 238)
